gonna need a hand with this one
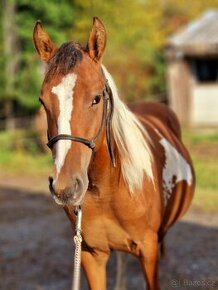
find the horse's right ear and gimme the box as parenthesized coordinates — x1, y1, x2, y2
(33, 21, 57, 62)
(87, 17, 107, 62)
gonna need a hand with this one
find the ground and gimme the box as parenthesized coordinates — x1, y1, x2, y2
(0, 175, 217, 290)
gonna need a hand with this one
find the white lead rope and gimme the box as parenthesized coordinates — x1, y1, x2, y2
(72, 206, 83, 290)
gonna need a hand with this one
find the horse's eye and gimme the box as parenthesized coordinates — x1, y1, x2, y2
(92, 95, 101, 106)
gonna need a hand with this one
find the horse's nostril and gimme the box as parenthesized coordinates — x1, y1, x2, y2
(73, 178, 80, 193)
(49, 176, 54, 191)
(74, 177, 84, 195)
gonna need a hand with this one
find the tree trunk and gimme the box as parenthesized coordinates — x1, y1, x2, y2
(2, 0, 20, 130)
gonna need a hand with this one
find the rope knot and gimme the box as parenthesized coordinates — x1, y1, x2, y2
(74, 232, 82, 244)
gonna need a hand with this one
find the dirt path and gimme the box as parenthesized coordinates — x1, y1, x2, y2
(0, 177, 217, 290)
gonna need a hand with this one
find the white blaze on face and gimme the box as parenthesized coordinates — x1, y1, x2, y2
(51, 73, 77, 179)
(160, 138, 193, 206)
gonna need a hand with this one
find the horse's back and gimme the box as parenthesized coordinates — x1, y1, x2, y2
(128, 101, 182, 140)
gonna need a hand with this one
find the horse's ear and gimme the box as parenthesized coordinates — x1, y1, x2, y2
(33, 20, 57, 62)
(87, 17, 107, 62)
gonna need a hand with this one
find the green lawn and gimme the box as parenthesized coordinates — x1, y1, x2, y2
(183, 129, 218, 212)
(0, 130, 51, 175)
(0, 129, 217, 212)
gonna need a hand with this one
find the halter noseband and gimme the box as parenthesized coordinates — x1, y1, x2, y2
(47, 81, 116, 167)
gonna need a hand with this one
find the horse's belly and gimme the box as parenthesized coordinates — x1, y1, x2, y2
(160, 180, 194, 234)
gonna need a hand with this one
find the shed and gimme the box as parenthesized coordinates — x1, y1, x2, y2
(166, 10, 218, 126)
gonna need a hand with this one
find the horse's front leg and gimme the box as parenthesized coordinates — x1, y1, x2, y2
(139, 232, 160, 290)
(81, 249, 110, 290)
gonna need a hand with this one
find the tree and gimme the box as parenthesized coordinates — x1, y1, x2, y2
(0, 0, 76, 122)
(1, 0, 20, 129)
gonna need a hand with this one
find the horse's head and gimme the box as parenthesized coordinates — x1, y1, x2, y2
(33, 18, 114, 206)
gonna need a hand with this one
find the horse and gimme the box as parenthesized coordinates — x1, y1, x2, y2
(33, 17, 195, 290)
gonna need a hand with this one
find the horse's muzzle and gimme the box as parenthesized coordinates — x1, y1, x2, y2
(49, 176, 86, 206)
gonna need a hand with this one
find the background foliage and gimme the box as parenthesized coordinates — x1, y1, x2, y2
(1, 0, 218, 117)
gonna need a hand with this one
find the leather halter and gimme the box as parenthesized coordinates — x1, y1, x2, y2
(47, 81, 116, 167)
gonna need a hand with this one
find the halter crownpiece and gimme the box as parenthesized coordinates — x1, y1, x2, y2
(47, 80, 116, 167)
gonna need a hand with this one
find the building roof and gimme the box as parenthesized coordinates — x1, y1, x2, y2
(167, 10, 218, 56)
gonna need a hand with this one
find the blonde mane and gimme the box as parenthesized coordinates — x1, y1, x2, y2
(102, 66, 154, 193)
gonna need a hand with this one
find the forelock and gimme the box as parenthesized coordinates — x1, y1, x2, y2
(45, 42, 84, 80)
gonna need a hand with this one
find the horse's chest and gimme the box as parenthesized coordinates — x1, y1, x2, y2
(159, 137, 193, 205)
(83, 217, 147, 255)
(82, 214, 129, 251)
(82, 197, 149, 253)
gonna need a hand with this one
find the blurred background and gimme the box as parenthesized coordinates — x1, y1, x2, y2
(0, 0, 217, 289)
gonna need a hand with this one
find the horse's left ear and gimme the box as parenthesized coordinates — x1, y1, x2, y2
(87, 17, 107, 62)
(33, 20, 57, 62)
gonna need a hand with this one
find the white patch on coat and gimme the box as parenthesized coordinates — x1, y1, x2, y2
(51, 73, 77, 179)
(160, 138, 193, 206)
(102, 65, 154, 193)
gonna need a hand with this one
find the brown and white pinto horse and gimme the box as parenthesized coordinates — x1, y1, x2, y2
(33, 17, 195, 290)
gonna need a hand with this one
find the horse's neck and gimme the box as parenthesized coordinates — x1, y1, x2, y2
(88, 141, 125, 197)
(87, 140, 156, 220)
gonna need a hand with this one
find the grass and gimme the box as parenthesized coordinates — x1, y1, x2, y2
(0, 130, 52, 176)
(183, 128, 218, 145)
(183, 129, 218, 212)
(0, 128, 217, 212)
